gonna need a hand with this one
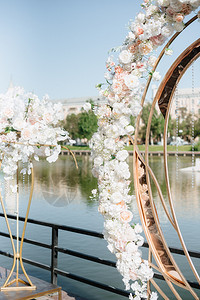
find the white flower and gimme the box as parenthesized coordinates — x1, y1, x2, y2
(116, 150, 129, 161)
(126, 242, 138, 253)
(83, 102, 91, 112)
(173, 22, 185, 32)
(136, 12, 146, 23)
(94, 156, 103, 167)
(161, 24, 174, 37)
(46, 150, 59, 163)
(91, 189, 97, 196)
(126, 125, 135, 135)
(4, 107, 14, 118)
(119, 116, 130, 127)
(21, 128, 32, 141)
(104, 138, 116, 151)
(104, 72, 113, 81)
(119, 50, 132, 64)
(152, 71, 161, 81)
(124, 74, 139, 90)
(165, 48, 173, 55)
(150, 292, 158, 300)
(134, 224, 143, 234)
(110, 192, 123, 204)
(148, 55, 157, 67)
(157, 0, 170, 5)
(13, 118, 26, 131)
(128, 32, 136, 40)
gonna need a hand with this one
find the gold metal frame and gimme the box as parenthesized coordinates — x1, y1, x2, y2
(0, 143, 77, 291)
(0, 163, 36, 291)
(133, 16, 200, 299)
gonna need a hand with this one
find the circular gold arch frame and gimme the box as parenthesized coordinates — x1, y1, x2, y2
(133, 16, 200, 299)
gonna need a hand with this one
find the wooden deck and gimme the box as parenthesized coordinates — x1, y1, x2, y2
(0, 267, 86, 300)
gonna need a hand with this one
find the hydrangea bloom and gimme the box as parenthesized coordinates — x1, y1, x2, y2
(91, 0, 199, 298)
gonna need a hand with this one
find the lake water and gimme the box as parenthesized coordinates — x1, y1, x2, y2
(0, 155, 199, 299)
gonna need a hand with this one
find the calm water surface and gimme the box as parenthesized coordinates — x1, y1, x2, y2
(0, 155, 199, 299)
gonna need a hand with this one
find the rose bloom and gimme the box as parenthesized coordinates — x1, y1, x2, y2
(119, 50, 132, 64)
(166, 6, 175, 17)
(4, 107, 14, 119)
(124, 74, 139, 90)
(181, 4, 192, 15)
(139, 41, 153, 55)
(43, 112, 53, 123)
(150, 34, 166, 46)
(21, 128, 32, 141)
(128, 43, 138, 54)
(135, 26, 144, 36)
(120, 210, 133, 223)
(115, 66, 123, 74)
(115, 240, 127, 252)
(116, 200, 126, 208)
(112, 80, 123, 94)
(173, 13, 184, 23)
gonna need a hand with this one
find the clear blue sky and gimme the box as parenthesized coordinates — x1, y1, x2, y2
(0, 0, 199, 100)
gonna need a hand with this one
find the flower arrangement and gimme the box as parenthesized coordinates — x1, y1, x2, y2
(90, 0, 200, 299)
(0, 86, 72, 182)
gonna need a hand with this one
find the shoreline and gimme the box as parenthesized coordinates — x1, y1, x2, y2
(61, 150, 200, 157)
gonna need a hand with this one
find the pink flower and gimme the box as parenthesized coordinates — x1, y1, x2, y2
(21, 128, 32, 140)
(129, 269, 138, 281)
(135, 26, 144, 36)
(4, 107, 14, 119)
(150, 34, 166, 46)
(115, 240, 127, 252)
(166, 6, 175, 17)
(120, 210, 133, 223)
(139, 41, 153, 55)
(173, 13, 184, 23)
(181, 4, 192, 16)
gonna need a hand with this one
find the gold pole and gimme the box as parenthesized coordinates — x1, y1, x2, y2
(0, 163, 36, 290)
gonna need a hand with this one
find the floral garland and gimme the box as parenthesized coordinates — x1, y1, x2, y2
(90, 1, 200, 299)
(0, 86, 72, 184)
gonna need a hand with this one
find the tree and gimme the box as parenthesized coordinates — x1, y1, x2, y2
(140, 103, 159, 144)
(78, 110, 98, 141)
(194, 117, 200, 138)
(64, 113, 80, 139)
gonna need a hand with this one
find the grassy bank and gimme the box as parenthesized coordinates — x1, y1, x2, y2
(65, 145, 192, 152)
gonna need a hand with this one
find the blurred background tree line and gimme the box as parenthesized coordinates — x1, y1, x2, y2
(63, 100, 98, 143)
(63, 100, 200, 146)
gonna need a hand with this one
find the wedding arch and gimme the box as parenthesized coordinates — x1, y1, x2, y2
(91, 1, 200, 299)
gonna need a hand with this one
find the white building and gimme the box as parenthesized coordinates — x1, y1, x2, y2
(53, 96, 104, 118)
(170, 88, 200, 119)
(152, 87, 200, 119)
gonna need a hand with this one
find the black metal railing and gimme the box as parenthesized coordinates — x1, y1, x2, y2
(0, 213, 199, 298)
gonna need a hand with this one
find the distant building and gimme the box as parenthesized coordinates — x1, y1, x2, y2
(170, 88, 200, 119)
(53, 87, 200, 120)
(53, 96, 104, 118)
(153, 87, 200, 119)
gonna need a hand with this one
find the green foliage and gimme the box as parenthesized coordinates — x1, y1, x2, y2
(63, 99, 98, 142)
(194, 118, 200, 138)
(192, 142, 200, 152)
(64, 113, 80, 139)
(78, 110, 98, 140)
(139, 102, 200, 144)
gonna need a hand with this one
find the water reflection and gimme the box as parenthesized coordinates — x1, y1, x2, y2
(0, 155, 199, 300)
(33, 156, 97, 207)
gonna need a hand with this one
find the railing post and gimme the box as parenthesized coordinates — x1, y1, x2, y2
(51, 226, 58, 285)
